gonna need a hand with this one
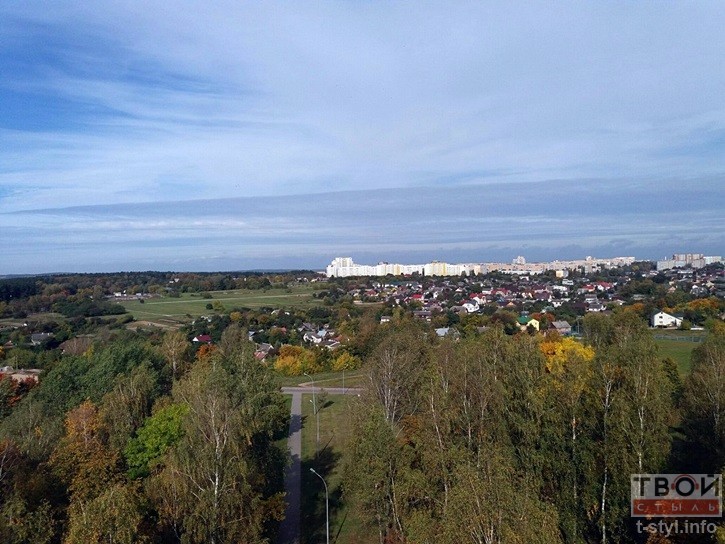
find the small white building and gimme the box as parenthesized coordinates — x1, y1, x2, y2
(651, 311, 682, 328)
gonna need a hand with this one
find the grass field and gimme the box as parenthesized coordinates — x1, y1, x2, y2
(276, 370, 367, 389)
(652, 328, 706, 376)
(301, 394, 375, 544)
(118, 284, 321, 324)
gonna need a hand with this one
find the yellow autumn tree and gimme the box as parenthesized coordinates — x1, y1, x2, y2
(331, 351, 360, 371)
(540, 335, 595, 375)
(273, 345, 320, 376)
(49, 400, 121, 503)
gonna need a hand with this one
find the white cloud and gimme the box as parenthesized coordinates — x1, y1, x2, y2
(2, 179, 721, 273)
(0, 3, 724, 270)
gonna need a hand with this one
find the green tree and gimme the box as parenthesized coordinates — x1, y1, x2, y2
(681, 324, 725, 472)
(99, 363, 159, 452)
(151, 350, 287, 544)
(438, 452, 561, 544)
(64, 483, 146, 544)
(584, 313, 673, 543)
(217, 323, 254, 361)
(124, 402, 188, 479)
(160, 330, 191, 379)
(344, 402, 409, 543)
(366, 323, 429, 426)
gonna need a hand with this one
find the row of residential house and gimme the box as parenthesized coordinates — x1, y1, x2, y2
(350, 275, 622, 318)
(192, 321, 342, 362)
(347, 260, 725, 336)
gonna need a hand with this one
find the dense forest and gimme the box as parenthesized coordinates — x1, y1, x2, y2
(344, 315, 725, 543)
(0, 325, 288, 543)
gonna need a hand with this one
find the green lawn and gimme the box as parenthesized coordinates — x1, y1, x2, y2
(655, 339, 698, 376)
(301, 394, 375, 544)
(652, 328, 706, 376)
(275, 370, 366, 389)
(118, 284, 320, 324)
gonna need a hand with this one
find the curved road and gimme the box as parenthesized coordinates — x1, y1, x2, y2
(277, 387, 363, 544)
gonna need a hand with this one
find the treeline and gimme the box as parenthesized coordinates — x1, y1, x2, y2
(345, 315, 725, 543)
(0, 270, 318, 318)
(0, 325, 288, 543)
(52, 298, 127, 318)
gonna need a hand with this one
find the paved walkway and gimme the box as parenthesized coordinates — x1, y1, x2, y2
(278, 391, 302, 544)
(278, 386, 363, 544)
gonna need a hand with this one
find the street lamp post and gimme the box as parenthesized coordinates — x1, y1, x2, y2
(310, 468, 329, 544)
(304, 372, 320, 451)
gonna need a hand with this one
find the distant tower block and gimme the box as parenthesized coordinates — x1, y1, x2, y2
(512, 256, 526, 265)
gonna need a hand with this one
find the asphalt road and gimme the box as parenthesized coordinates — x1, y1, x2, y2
(281, 386, 363, 395)
(278, 391, 302, 544)
(277, 386, 363, 544)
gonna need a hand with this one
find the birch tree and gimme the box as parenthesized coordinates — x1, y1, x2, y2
(681, 323, 725, 472)
(152, 350, 286, 544)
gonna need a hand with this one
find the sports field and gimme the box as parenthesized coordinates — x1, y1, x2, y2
(652, 329, 707, 376)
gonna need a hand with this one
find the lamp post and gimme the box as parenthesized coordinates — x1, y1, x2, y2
(304, 372, 320, 451)
(310, 468, 329, 544)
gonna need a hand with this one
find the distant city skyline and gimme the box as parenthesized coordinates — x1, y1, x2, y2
(325, 255, 638, 277)
(1, 3, 724, 273)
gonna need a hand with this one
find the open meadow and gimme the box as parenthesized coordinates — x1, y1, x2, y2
(118, 284, 321, 325)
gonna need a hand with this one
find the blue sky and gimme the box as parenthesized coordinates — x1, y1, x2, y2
(1, 2, 724, 273)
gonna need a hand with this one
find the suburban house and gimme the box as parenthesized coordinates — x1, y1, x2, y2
(549, 320, 572, 336)
(517, 316, 540, 331)
(30, 332, 54, 346)
(435, 327, 460, 339)
(254, 343, 275, 361)
(0, 366, 42, 383)
(650, 311, 683, 328)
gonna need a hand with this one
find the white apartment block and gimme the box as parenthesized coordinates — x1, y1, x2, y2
(656, 253, 723, 271)
(325, 256, 635, 278)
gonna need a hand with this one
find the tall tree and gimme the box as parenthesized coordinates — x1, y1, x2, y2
(681, 323, 725, 472)
(539, 334, 596, 541)
(99, 363, 158, 452)
(344, 401, 411, 544)
(217, 323, 254, 361)
(63, 483, 146, 544)
(160, 330, 191, 380)
(151, 350, 286, 544)
(49, 400, 121, 504)
(585, 313, 673, 543)
(366, 323, 429, 427)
